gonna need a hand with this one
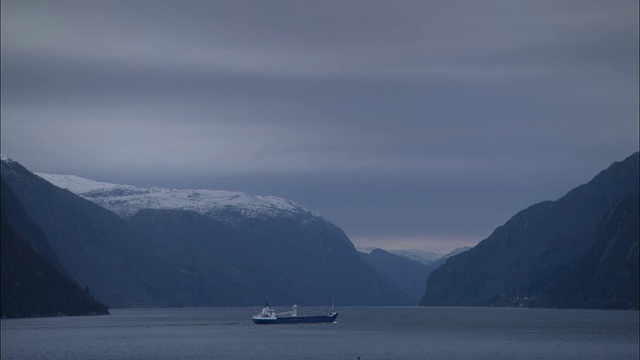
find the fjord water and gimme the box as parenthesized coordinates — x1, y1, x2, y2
(2, 307, 638, 360)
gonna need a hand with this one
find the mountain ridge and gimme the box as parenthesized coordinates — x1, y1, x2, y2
(2, 157, 413, 307)
(420, 152, 639, 309)
(36, 172, 319, 222)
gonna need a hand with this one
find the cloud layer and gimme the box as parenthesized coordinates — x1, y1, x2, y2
(2, 0, 638, 253)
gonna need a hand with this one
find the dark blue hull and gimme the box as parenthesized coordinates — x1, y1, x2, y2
(253, 313, 338, 324)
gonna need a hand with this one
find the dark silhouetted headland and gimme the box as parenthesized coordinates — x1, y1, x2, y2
(420, 152, 639, 309)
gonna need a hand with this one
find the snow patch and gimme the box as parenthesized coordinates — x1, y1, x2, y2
(36, 173, 130, 193)
(36, 172, 319, 222)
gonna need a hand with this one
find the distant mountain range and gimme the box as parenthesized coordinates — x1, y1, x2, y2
(388, 249, 444, 264)
(359, 247, 471, 302)
(3, 152, 636, 315)
(358, 247, 446, 265)
(359, 249, 431, 302)
(1, 157, 412, 311)
(420, 152, 639, 309)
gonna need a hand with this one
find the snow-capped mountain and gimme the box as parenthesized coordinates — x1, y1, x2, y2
(388, 249, 443, 264)
(36, 173, 318, 222)
(3, 158, 412, 307)
(1, 154, 14, 164)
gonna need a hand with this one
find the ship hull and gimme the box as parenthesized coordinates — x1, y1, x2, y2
(252, 313, 338, 324)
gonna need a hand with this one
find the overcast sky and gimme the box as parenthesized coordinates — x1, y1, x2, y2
(2, 0, 638, 253)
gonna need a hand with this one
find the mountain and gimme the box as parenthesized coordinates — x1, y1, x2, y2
(359, 248, 430, 303)
(420, 152, 639, 309)
(553, 194, 639, 309)
(420, 246, 472, 274)
(1, 157, 412, 307)
(127, 207, 412, 306)
(1, 177, 109, 318)
(2, 158, 182, 307)
(443, 247, 473, 258)
(387, 249, 443, 265)
(359, 246, 472, 303)
(35, 173, 319, 222)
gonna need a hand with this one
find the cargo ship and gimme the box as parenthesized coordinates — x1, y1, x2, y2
(252, 301, 338, 324)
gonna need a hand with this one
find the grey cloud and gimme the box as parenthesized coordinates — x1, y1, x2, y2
(4, 0, 634, 80)
(2, 0, 637, 252)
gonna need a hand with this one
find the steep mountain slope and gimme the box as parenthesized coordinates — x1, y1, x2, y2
(420, 152, 639, 309)
(556, 194, 639, 309)
(2, 158, 181, 307)
(1, 180, 109, 318)
(1, 177, 67, 277)
(128, 208, 412, 306)
(2, 157, 412, 306)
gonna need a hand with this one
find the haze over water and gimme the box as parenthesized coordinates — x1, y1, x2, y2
(2, 307, 638, 360)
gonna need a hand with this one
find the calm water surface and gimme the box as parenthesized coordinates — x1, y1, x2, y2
(2, 307, 638, 359)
